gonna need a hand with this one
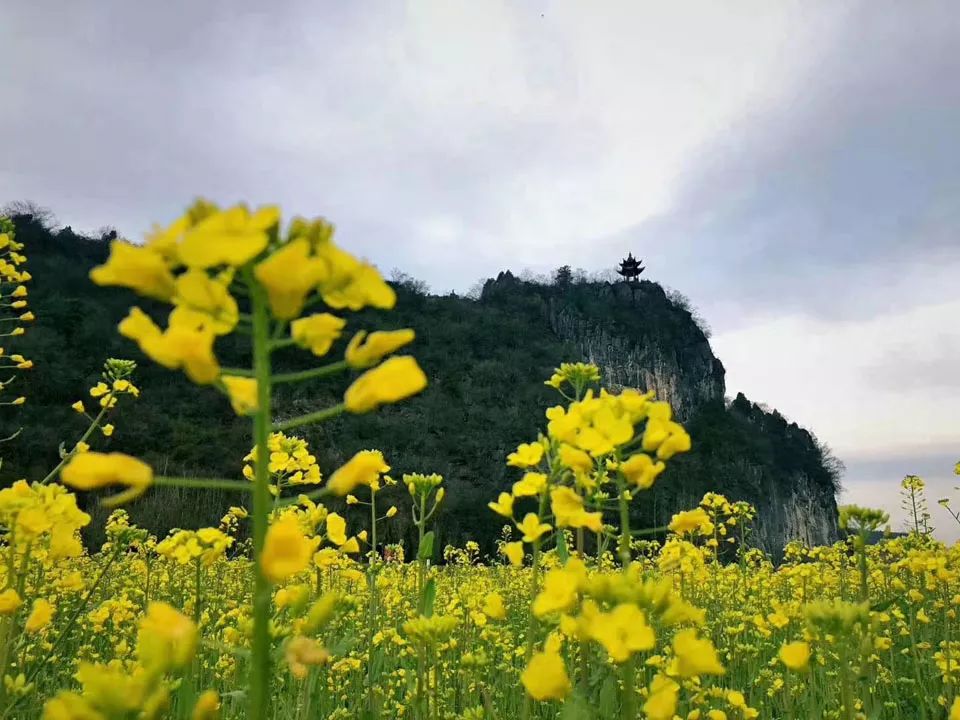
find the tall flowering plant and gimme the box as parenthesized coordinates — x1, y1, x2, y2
(60, 200, 428, 718)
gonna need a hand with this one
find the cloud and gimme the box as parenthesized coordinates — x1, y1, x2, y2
(711, 297, 960, 460)
(594, 3, 960, 327)
(2, 0, 843, 292)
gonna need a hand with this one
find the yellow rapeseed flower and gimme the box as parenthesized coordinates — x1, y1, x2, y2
(502, 541, 524, 566)
(61, 452, 153, 506)
(949, 697, 960, 720)
(550, 487, 603, 532)
(0, 588, 22, 615)
(668, 508, 713, 536)
(192, 690, 221, 720)
(344, 356, 427, 413)
(619, 452, 666, 489)
(325, 513, 348, 546)
(507, 442, 544, 468)
(221, 375, 258, 415)
(138, 602, 198, 673)
(779, 641, 811, 670)
(119, 307, 220, 384)
(643, 674, 679, 720)
(90, 240, 175, 301)
(344, 329, 416, 368)
(254, 238, 325, 319)
(587, 603, 656, 662)
(671, 629, 725, 677)
(516, 513, 552, 543)
(327, 450, 390, 495)
(521, 651, 570, 701)
(488, 492, 514, 518)
(512, 472, 547, 498)
(290, 313, 346, 357)
(177, 204, 279, 269)
(25, 598, 54, 633)
(261, 515, 312, 583)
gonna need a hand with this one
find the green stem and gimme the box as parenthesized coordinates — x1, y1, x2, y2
(857, 532, 868, 602)
(617, 480, 631, 569)
(154, 476, 253, 492)
(272, 403, 345, 432)
(273, 361, 348, 385)
(248, 275, 273, 720)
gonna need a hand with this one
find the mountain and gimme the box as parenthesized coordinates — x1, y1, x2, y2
(1, 213, 841, 556)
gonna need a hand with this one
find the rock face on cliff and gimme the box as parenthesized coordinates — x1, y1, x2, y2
(481, 272, 840, 554)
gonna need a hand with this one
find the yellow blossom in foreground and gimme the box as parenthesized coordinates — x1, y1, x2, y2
(344, 329, 416, 368)
(119, 307, 220, 385)
(588, 603, 656, 662)
(671, 629, 725, 677)
(285, 636, 330, 679)
(558, 443, 593, 473)
(261, 515, 312, 583)
(61, 452, 153, 506)
(533, 570, 580, 618)
(25, 599, 54, 633)
(513, 472, 547, 497)
(138, 602, 198, 672)
(344, 356, 427, 413)
(327, 450, 390, 495)
(177, 204, 278, 269)
(488, 492, 514, 518)
(668, 507, 713, 536)
(0, 588, 22, 616)
(290, 313, 346, 357)
(779, 641, 811, 670)
(171, 269, 238, 335)
(325, 513, 348, 546)
(507, 442, 544, 468)
(90, 240, 175, 301)
(221, 375, 258, 415)
(550, 486, 603, 532)
(502, 541, 524, 566)
(516, 513, 552, 543)
(521, 651, 570, 701)
(619, 452, 666, 489)
(643, 674, 679, 720)
(192, 690, 221, 720)
(253, 238, 324, 320)
(483, 593, 506, 620)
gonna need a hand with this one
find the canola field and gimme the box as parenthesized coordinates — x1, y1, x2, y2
(0, 208, 957, 720)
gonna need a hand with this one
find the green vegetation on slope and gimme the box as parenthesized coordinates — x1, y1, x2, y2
(1, 215, 841, 555)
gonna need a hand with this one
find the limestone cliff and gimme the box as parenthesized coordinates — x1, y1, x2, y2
(482, 273, 840, 554)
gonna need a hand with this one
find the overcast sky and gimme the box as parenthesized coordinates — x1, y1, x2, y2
(3, 1, 958, 540)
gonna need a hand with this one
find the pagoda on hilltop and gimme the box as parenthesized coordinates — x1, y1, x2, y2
(617, 252, 645, 282)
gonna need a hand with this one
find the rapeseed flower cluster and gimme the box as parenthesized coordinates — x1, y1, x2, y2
(0, 210, 956, 720)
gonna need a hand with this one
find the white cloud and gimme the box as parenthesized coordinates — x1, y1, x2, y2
(2, 1, 846, 292)
(711, 292, 960, 460)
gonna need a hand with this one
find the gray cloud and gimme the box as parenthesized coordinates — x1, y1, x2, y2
(596, 4, 960, 328)
(863, 334, 960, 391)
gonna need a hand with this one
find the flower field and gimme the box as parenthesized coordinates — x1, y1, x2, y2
(0, 208, 957, 720)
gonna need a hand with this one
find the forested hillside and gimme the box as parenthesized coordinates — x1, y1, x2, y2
(1, 213, 841, 556)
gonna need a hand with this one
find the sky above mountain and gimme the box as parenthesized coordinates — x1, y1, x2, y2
(3, 1, 958, 539)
